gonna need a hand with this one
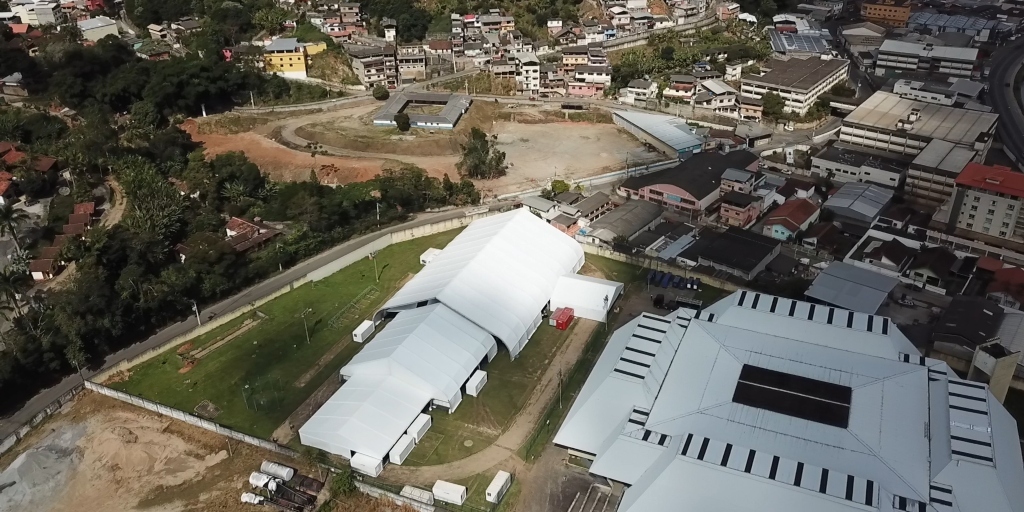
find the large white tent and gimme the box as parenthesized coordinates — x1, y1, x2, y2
(299, 304, 496, 464)
(550, 274, 624, 322)
(376, 209, 585, 358)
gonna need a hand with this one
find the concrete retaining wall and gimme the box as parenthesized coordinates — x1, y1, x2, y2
(580, 244, 741, 292)
(0, 385, 84, 457)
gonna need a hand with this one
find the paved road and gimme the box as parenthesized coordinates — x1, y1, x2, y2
(0, 204, 510, 439)
(987, 38, 1024, 166)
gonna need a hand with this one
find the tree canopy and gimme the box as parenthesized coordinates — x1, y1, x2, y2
(456, 128, 507, 180)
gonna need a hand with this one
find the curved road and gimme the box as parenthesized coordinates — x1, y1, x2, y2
(987, 38, 1024, 166)
(0, 204, 510, 439)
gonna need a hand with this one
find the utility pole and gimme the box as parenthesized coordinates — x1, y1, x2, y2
(370, 251, 380, 282)
(192, 301, 202, 326)
(249, 90, 256, 108)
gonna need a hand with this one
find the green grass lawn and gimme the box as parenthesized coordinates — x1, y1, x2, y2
(110, 229, 464, 439)
(453, 469, 516, 509)
(403, 321, 574, 466)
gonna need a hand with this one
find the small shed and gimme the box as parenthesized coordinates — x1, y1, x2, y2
(486, 471, 512, 503)
(408, 413, 432, 442)
(420, 248, 442, 265)
(352, 320, 374, 343)
(466, 370, 488, 397)
(389, 434, 416, 465)
(549, 274, 624, 322)
(551, 307, 574, 330)
(401, 486, 434, 505)
(432, 480, 467, 505)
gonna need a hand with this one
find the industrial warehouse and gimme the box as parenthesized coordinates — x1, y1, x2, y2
(554, 290, 1024, 512)
(298, 209, 622, 475)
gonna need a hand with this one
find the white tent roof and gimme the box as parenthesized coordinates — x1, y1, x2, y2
(298, 374, 431, 461)
(550, 274, 624, 316)
(557, 291, 1024, 512)
(343, 303, 495, 404)
(378, 209, 584, 357)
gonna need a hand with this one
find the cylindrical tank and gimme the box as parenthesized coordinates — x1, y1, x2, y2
(241, 492, 264, 504)
(261, 460, 296, 481)
(249, 472, 274, 488)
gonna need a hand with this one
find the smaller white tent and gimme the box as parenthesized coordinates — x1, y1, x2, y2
(550, 275, 624, 322)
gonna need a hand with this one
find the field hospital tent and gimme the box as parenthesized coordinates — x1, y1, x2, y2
(299, 304, 496, 466)
(550, 274, 624, 322)
(375, 209, 585, 358)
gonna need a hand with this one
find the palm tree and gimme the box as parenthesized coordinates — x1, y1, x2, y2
(221, 180, 250, 205)
(0, 267, 30, 319)
(0, 204, 30, 253)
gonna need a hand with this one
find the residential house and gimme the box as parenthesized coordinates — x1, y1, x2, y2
(1, 73, 28, 97)
(619, 79, 658, 105)
(11, 1, 63, 25)
(520, 196, 559, 218)
(763, 198, 820, 240)
(661, 74, 697, 102)
(561, 45, 589, 72)
(738, 96, 763, 121)
(822, 182, 893, 233)
(575, 192, 615, 223)
(396, 45, 426, 81)
(347, 44, 398, 88)
(171, 18, 201, 35)
(77, 15, 117, 42)
(570, 65, 611, 97)
(905, 245, 959, 292)
(693, 79, 738, 116)
(679, 226, 781, 280)
(719, 167, 760, 195)
(382, 17, 396, 42)
(225, 217, 281, 253)
(264, 38, 327, 79)
(608, 6, 631, 26)
(988, 266, 1024, 310)
(719, 191, 762, 228)
(147, 23, 168, 40)
(29, 258, 59, 281)
(861, 0, 911, 28)
(716, 2, 740, 20)
(513, 52, 540, 95)
(800, 221, 845, 251)
(581, 199, 663, 246)
(136, 40, 172, 61)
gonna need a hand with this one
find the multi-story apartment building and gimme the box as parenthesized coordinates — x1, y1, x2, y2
(513, 52, 540, 95)
(840, 91, 997, 158)
(874, 40, 979, 78)
(337, 2, 360, 24)
(663, 74, 698, 101)
(396, 45, 426, 81)
(480, 13, 515, 33)
(347, 45, 398, 88)
(11, 0, 65, 25)
(861, 0, 911, 28)
(811, 142, 908, 189)
(720, 191, 762, 228)
(489, 59, 517, 79)
(949, 164, 1024, 242)
(264, 38, 327, 79)
(561, 45, 590, 72)
(905, 139, 976, 207)
(740, 57, 849, 116)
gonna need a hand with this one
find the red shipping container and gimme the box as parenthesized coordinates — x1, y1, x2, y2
(554, 307, 575, 330)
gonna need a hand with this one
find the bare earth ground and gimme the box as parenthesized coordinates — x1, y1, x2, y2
(187, 102, 659, 196)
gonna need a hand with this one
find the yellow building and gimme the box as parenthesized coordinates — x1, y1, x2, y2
(861, 0, 912, 28)
(263, 38, 324, 79)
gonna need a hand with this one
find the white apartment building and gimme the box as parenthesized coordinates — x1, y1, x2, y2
(573, 65, 612, 86)
(11, 0, 64, 25)
(78, 16, 118, 42)
(740, 57, 849, 115)
(514, 52, 540, 95)
(620, 79, 659, 105)
(949, 164, 1024, 242)
(874, 40, 979, 78)
(811, 142, 907, 188)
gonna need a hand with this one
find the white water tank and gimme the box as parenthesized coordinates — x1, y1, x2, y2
(241, 492, 265, 504)
(352, 320, 374, 343)
(249, 472, 274, 488)
(260, 460, 296, 481)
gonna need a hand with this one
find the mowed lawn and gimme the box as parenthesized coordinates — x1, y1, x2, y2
(404, 321, 574, 466)
(109, 229, 463, 439)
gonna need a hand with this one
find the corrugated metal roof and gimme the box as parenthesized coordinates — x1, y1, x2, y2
(613, 111, 704, 153)
(844, 92, 998, 146)
(823, 182, 892, 223)
(806, 262, 898, 313)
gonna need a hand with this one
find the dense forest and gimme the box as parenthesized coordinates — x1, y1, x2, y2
(0, 37, 480, 413)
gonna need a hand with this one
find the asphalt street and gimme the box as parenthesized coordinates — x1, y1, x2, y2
(0, 203, 511, 439)
(987, 38, 1024, 167)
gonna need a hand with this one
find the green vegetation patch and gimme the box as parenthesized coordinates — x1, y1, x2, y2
(110, 229, 463, 439)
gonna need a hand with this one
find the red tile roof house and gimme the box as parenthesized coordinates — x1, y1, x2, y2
(762, 198, 820, 241)
(0, 172, 16, 205)
(225, 217, 280, 253)
(73, 202, 96, 217)
(1, 149, 57, 174)
(29, 258, 60, 281)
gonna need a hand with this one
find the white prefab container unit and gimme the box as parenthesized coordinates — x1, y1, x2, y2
(352, 320, 375, 343)
(389, 434, 416, 465)
(351, 453, 384, 477)
(485, 471, 512, 503)
(419, 248, 442, 265)
(432, 480, 467, 506)
(465, 370, 488, 397)
(408, 413, 432, 442)
(549, 274, 624, 322)
(401, 486, 434, 505)
(260, 461, 295, 481)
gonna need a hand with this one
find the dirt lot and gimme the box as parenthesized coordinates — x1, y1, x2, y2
(0, 392, 398, 512)
(187, 101, 661, 196)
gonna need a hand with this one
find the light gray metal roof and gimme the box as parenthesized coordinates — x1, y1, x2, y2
(556, 291, 1024, 512)
(520, 196, 556, 212)
(878, 40, 979, 63)
(910, 139, 975, 172)
(844, 92, 998, 146)
(769, 29, 829, 54)
(265, 37, 301, 52)
(806, 261, 898, 313)
(589, 200, 663, 240)
(374, 91, 472, 126)
(823, 182, 892, 223)
(78, 16, 115, 31)
(613, 111, 704, 153)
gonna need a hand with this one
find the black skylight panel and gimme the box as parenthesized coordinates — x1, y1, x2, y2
(732, 365, 852, 428)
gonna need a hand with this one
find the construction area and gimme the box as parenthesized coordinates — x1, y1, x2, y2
(0, 392, 400, 512)
(185, 99, 661, 196)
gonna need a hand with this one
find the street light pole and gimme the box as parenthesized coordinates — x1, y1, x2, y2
(192, 301, 202, 326)
(301, 308, 312, 344)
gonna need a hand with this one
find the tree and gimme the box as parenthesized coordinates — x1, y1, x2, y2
(829, 84, 856, 98)
(372, 85, 390, 101)
(0, 204, 29, 253)
(300, 446, 326, 480)
(456, 128, 507, 180)
(761, 91, 785, 120)
(550, 179, 570, 195)
(330, 466, 356, 497)
(253, 7, 288, 35)
(394, 112, 410, 132)
(0, 267, 29, 317)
